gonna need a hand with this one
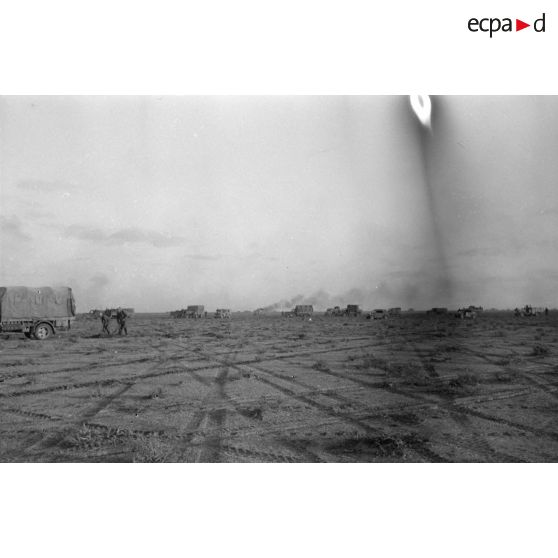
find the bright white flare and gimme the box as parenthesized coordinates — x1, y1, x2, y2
(410, 95, 432, 129)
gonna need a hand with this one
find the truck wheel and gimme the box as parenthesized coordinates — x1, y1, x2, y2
(34, 323, 53, 340)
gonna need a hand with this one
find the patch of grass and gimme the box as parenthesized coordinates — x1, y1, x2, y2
(132, 434, 174, 463)
(532, 344, 550, 356)
(389, 362, 432, 384)
(352, 355, 390, 371)
(312, 360, 330, 372)
(61, 424, 129, 450)
(424, 373, 480, 397)
(91, 385, 103, 399)
(21, 376, 37, 386)
(494, 371, 513, 383)
(495, 357, 512, 366)
(450, 373, 479, 387)
(434, 330, 449, 338)
(440, 344, 461, 353)
(328, 435, 407, 458)
(238, 407, 263, 420)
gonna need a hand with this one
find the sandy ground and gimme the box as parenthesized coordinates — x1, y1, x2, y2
(0, 312, 557, 462)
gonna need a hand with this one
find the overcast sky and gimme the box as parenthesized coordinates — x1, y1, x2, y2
(1, 96, 557, 311)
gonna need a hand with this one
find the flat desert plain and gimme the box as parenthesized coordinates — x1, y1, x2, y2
(1, 313, 557, 462)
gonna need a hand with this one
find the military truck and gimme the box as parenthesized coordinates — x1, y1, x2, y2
(0, 286, 76, 340)
(293, 305, 313, 317)
(455, 308, 477, 319)
(345, 304, 361, 317)
(369, 309, 387, 320)
(185, 305, 204, 318)
(325, 306, 344, 316)
(214, 308, 231, 319)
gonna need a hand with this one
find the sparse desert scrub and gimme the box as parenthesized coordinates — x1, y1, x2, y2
(312, 360, 330, 372)
(351, 354, 390, 371)
(386, 361, 432, 383)
(494, 371, 513, 382)
(531, 344, 550, 356)
(439, 343, 461, 353)
(60, 424, 129, 451)
(132, 433, 174, 463)
(3, 313, 558, 463)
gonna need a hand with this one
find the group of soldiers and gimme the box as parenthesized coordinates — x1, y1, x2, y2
(100, 308, 129, 336)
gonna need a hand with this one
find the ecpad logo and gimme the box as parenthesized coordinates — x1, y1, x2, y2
(468, 13, 546, 37)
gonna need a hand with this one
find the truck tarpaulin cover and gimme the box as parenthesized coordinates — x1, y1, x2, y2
(0, 287, 76, 320)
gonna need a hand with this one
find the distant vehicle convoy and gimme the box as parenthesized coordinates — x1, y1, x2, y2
(0, 286, 76, 340)
(171, 305, 205, 318)
(325, 306, 344, 316)
(282, 305, 314, 318)
(170, 306, 232, 318)
(325, 305, 361, 317)
(3, 287, 552, 342)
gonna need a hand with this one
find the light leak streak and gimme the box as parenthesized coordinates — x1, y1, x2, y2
(410, 95, 432, 129)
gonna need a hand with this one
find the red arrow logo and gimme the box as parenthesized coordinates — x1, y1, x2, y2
(516, 19, 530, 31)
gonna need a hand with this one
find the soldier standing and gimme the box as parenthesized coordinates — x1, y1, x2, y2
(116, 307, 128, 336)
(101, 309, 111, 335)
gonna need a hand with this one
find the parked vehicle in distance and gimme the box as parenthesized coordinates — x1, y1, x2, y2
(0, 286, 76, 340)
(514, 305, 545, 317)
(325, 306, 344, 316)
(293, 305, 313, 317)
(369, 309, 387, 320)
(214, 308, 231, 319)
(345, 304, 362, 317)
(455, 308, 477, 319)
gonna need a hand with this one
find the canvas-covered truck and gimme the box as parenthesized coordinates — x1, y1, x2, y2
(214, 309, 231, 319)
(0, 286, 76, 340)
(345, 304, 362, 317)
(294, 305, 313, 317)
(185, 305, 205, 318)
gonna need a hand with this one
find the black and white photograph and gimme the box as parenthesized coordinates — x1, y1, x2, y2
(1, 2, 557, 557)
(1, 95, 557, 463)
